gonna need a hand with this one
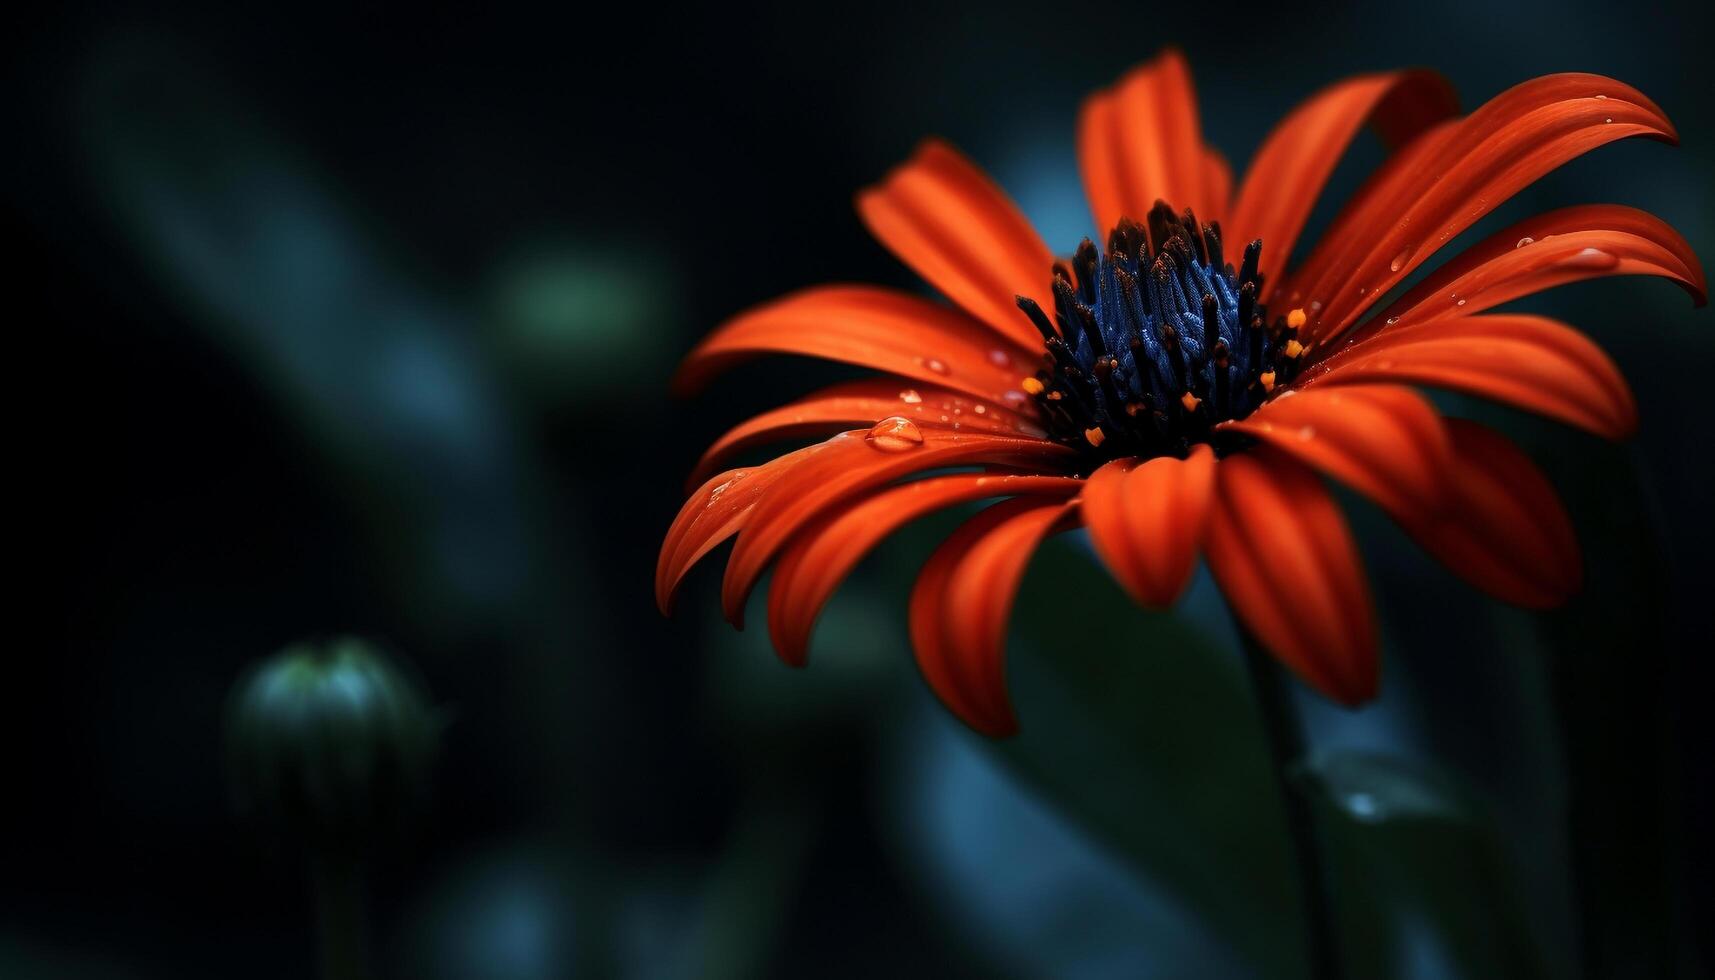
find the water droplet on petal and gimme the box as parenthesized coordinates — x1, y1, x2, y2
(1451, 292, 1466, 307)
(1515, 237, 1535, 249)
(866, 416, 924, 452)
(1296, 426, 1316, 441)
(898, 389, 922, 404)
(1595, 94, 1608, 100)
(1001, 389, 1027, 407)
(987, 349, 1012, 367)
(973, 404, 987, 415)
(920, 357, 950, 375)
(1603, 117, 1612, 124)
(1389, 246, 1415, 272)
(1558, 247, 1619, 270)
(1385, 315, 1400, 325)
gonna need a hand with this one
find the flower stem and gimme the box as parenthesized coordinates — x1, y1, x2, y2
(312, 853, 372, 980)
(1238, 632, 1342, 980)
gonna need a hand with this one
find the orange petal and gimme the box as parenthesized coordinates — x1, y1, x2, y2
(1294, 73, 1677, 345)
(1226, 70, 1456, 281)
(1395, 420, 1581, 608)
(1077, 49, 1220, 233)
(720, 428, 1076, 625)
(1201, 149, 1233, 224)
(1267, 118, 1460, 309)
(1081, 445, 1216, 607)
(671, 285, 1042, 405)
(857, 140, 1057, 350)
(655, 443, 827, 615)
(1302, 314, 1636, 439)
(909, 498, 1078, 736)
(1218, 385, 1452, 520)
(1204, 451, 1377, 705)
(767, 474, 1082, 666)
(687, 378, 1041, 488)
(1360, 204, 1707, 334)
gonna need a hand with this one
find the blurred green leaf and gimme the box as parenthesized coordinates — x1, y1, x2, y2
(1299, 750, 1547, 980)
(994, 540, 1305, 977)
(1293, 752, 1471, 825)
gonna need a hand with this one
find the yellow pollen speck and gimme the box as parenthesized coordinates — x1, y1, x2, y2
(1282, 339, 1305, 359)
(1084, 427, 1106, 447)
(1021, 377, 1045, 395)
(1286, 308, 1308, 329)
(1260, 370, 1276, 392)
(1180, 391, 1201, 412)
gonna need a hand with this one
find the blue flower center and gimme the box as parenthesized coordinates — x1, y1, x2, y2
(1014, 201, 1306, 459)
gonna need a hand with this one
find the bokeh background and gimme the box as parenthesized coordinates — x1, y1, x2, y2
(10, 1, 1714, 977)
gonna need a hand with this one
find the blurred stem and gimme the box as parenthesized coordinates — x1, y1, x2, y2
(312, 853, 372, 980)
(1239, 632, 1342, 980)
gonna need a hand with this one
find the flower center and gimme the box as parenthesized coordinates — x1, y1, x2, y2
(1013, 201, 1306, 459)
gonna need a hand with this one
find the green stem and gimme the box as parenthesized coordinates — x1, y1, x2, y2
(312, 853, 372, 980)
(1239, 632, 1342, 980)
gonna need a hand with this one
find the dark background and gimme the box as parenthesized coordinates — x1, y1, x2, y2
(8, 1, 1714, 977)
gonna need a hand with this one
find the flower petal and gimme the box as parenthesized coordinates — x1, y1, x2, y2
(1292, 73, 1677, 344)
(1078, 49, 1220, 233)
(1201, 148, 1233, 223)
(1218, 385, 1452, 520)
(909, 497, 1078, 736)
(1267, 119, 1460, 309)
(766, 474, 1082, 666)
(1396, 420, 1581, 608)
(671, 285, 1041, 404)
(1204, 450, 1377, 705)
(720, 428, 1076, 625)
(1081, 445, 1216, 607)
(857, 140, 1058, 351)
(1302, 314, 1636, 439)
(1227, 70, 1456, 281)
(687, 378, 1042, 488)
(656, 443, 828, 615)
(1361, 204, 1707, 333)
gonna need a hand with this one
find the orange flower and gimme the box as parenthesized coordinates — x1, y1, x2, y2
(658, 51, 1705, 737)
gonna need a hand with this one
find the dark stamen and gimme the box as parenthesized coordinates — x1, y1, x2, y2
(1017, 203, 1305, 459)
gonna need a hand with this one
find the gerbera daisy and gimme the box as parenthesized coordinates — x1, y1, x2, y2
(657, 51, 1704, 739)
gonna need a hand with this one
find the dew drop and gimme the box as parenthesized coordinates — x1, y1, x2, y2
(1389, 246, 1415, 272)
(1515, 236, 1535, 249)
(1001, 389, 1027, 407)
(1451, 292, 1466, 307)
(973, 403, 986, 415)
(1595, 94, 1608, 100)
(866, 416, 924, 452)
(920, 357, 951, 375)
(1603, 117, 1612, 124)
(987, 348, 1012, 367)
(1558, 247, 1619, 270)
(898, 389, 922, 404)
(1385, 315, 1400, 325)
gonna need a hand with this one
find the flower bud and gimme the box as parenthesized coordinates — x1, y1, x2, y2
(227, 636, 438, 851)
